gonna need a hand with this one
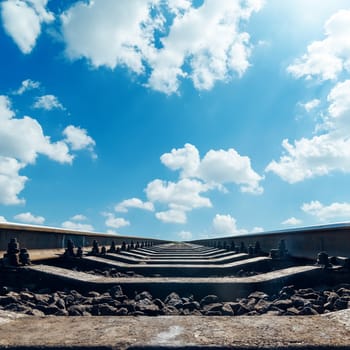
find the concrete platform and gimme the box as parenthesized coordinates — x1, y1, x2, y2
(0, 310, 349, 349)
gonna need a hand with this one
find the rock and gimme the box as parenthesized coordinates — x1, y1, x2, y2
(55, 309, 69, 316)
(221, 303, 234, 316)
(291, 296, 309, 308)
(97, 303, 118, 315)
(87, 291, 100, 298)
(135, 291, 153, 301)
(296, 292, 319, 300)
(36, 305, 61, 315)
(325, 291, 339, 304)
(92, 295, 114, 305)
(165, 292, 181, 304)
(153, 298, 165, 309)
(273, 299, 293, 310)
(246, 311, 259, 316)
(67, 305, 89, 316)
(109, 285, 123, 298)
(254, 299, 272, 313)
(4, 303, 30, 313)
(248, 291, 269, 300)
(334, 297, 348, 310)
(205, 310, 222, 316)
(279, 286, 295, 298)
(115, 307, 128, 315)
(113, 294, 128, 303)
(337, 287, 350, 296)
(163, 306, 180, 315)
(323, 302, 334, 311)
(285, 307, 300, 315)
(165, 293, 183, 309)
(55, 298, 66, 310)
(136, 298, 160, 315)
(266, 310, 281, 316)
(200, 295, 219, 307)
(28, 309, 45, 316)
(0, 295, 19, 306)
(20, 292, 35, 301)
(299, 307, 319, 315)
(203, 303, 223, 312)
(246, 298, 257, 311)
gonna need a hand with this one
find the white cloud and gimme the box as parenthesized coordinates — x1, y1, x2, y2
(287, 9, 350, 81)
(0, 216, 7, 223)
(1, 0, 54, 54)
(104, 213, 130, 229)
(198, 148, 263, 194)
(302, 99, 320, 112)
(178, 230, 192, 240)
(155, 208, 187, 224)
(0, 95, 95, 204)
(61, 0, 159, 73)
(115, 197, 154, 213)
(33, 95, 64, 110)
(146, 178, 212, 209)
(0, 156, 27, 205)
(14, 212, 45, 225)
(266, 80, 350, 183)
(14, 79, 40, 95)
(160, 143, 200, 179)
(70, 214, 87, 221)
(61, 0, 263, 94)
(212, 214, 247, 236)
(61, 220, 94, 232)
(147, 0, 263, 94)
(251, 226, 264, 233)
(63, 125, 96, 156)
(302, 200, 350, 221)
(160, 143, 263, 194)
(282, 217, 302, 226)
(0, 95, 73, 165)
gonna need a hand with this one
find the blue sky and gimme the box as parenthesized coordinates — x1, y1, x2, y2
(1, 0, 350, 241)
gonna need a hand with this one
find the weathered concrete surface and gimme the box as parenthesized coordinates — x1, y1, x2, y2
(0, 310, 349, 349)
(25, 264, 322, 299)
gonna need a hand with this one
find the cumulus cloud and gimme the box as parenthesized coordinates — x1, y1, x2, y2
(266, 80, 350, 183)
(14, 79, 40, 95)
(0, 95, 96, 204)
(61, 220, 94, 232)
(61, 0, 263, 94)
(302, 200, 350, 221)
(212, 214, 247, 236)
(115, 198, 154, 213)
(282, 217, 302, 226)
(33, 95, 65, 110)
(14, 212, 45, 225)
(146, 178, 211, 209)
(104, 213, 130, 229)
(302, 99, 320, 112)
(0, 156, 27, 205)
(0, 95, 73, 165)
(287, 10, 350, 81)
(70, 214, 87, 221)
(160, 143, 263, 194)
(155, 208, 187, 224)
(63, 125, 96, 157)
(1, 0, 54, 54)
(178, 230, 192, 240)
(160, 143, 200, 179)
(0, 216, 7, 223)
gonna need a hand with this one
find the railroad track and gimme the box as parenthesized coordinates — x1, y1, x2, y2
(1, 224, 350, 348)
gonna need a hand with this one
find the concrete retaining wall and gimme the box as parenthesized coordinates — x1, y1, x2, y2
(191, 224, 350, 260)
(0, 223, 166, 259)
